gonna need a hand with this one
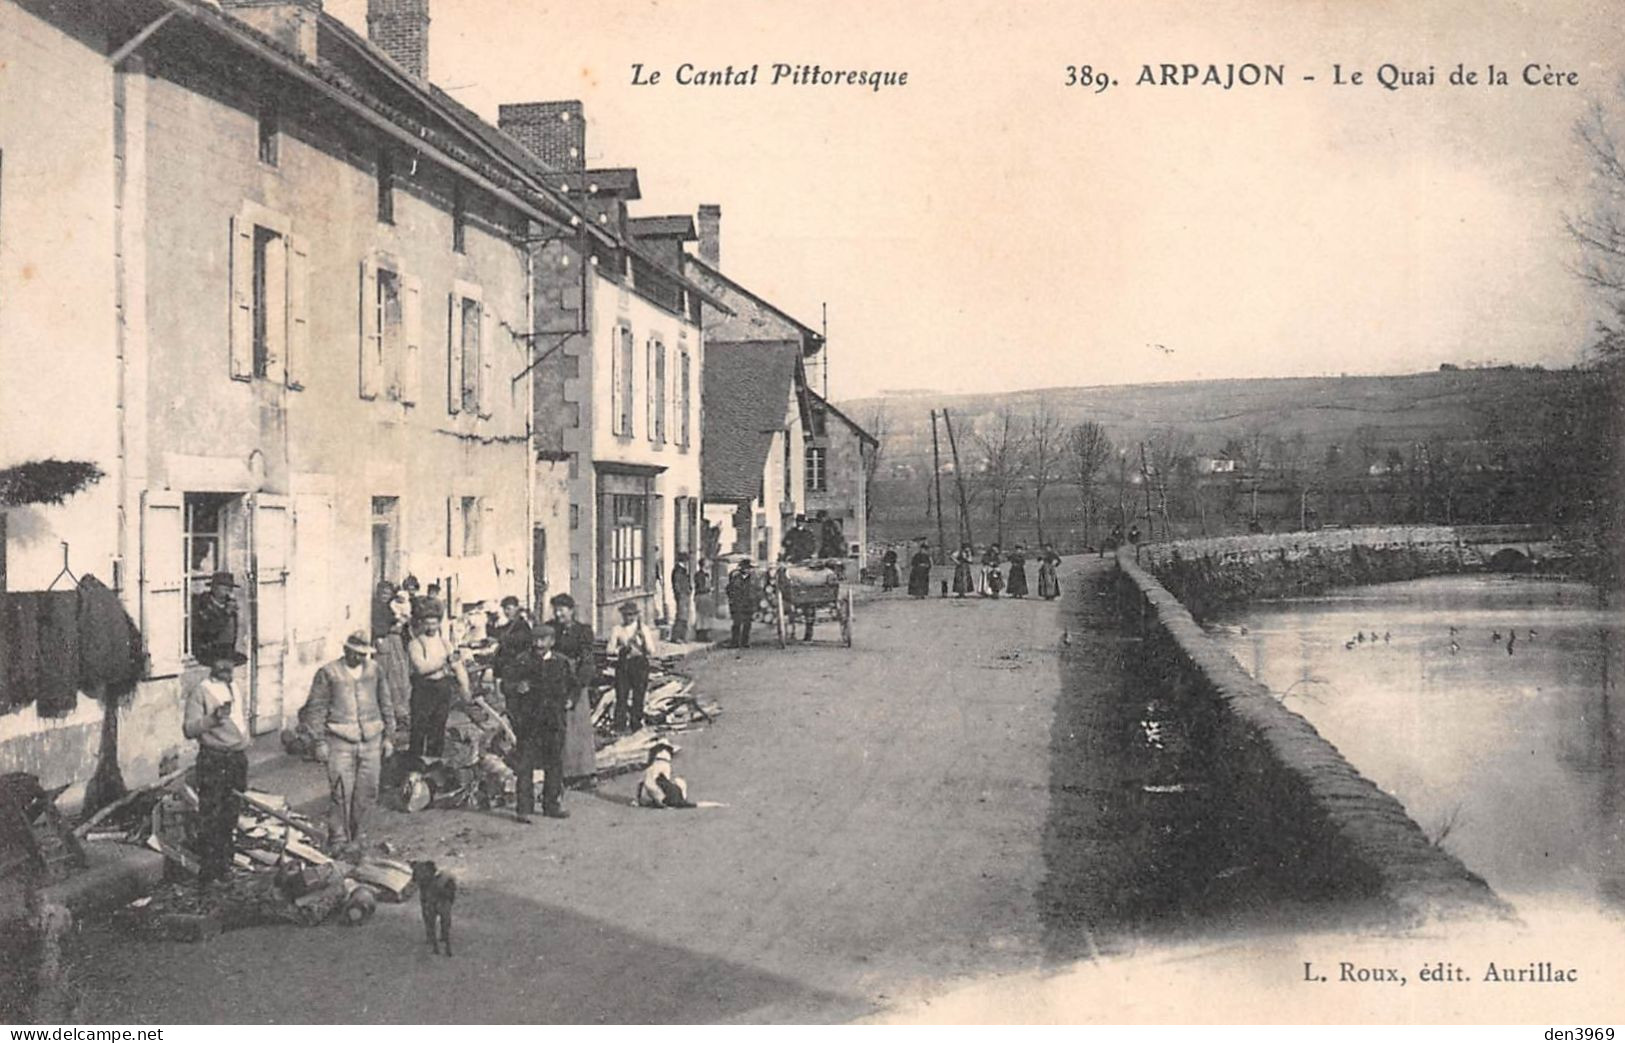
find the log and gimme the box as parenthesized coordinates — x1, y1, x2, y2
(237, 791, 326, 847)
(73, 766, 187, 837)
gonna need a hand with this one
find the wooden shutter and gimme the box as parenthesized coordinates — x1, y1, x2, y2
(139, 490, 185, 677)
(291, 492, 333, 644)
(229, 215, 254, 380)
(477, 302, 494, 419)
(359, 258, 380, 399)
(249, 493, 291, 734)
(446, 495, 460, 557)
(285, 235, 308, 389)
(609, 324, 623, 435)
(261, 233, 287, 385)
(646, 337, 655, 442)
(447, 294, 463, 414)
(401, 274, 422, 405)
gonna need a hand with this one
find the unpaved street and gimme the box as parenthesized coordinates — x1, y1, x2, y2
(69, 560, 1129, 1023)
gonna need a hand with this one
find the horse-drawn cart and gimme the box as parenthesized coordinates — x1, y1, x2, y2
(766, 559, 854, 649)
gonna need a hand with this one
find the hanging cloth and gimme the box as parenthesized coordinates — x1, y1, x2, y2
(76, 574, 144, 694)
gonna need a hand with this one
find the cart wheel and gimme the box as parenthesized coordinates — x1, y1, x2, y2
(774, 587, 787, 649)
(840, 590, 853, 648)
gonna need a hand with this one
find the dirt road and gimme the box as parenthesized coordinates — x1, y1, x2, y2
(68, 560, 1124, 1023)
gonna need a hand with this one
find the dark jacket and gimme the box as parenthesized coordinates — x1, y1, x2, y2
(551, 619, 598, 691)
(726, 568, 758, 615)
(192, 593, 239, 654)
(510, 650, 574, 734)
(491, 616, 533, 680)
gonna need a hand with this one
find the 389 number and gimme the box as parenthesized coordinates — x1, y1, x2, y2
(1064, 65, 1114, 93)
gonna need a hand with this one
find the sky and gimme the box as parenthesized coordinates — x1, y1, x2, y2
(328, 0, 1623, 399)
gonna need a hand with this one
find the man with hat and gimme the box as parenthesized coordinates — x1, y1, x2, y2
(406, 605, 461, 759)
(726, 558, 758, 649)
(191, 571, 240, 659)
(182, 643, 250, 886)
(548, 593, 599, 782)
(784, 514, 817, 564)
(605, 600, 658, 735)
(508, 622, 575, 821)
(300, 631, 396, 848)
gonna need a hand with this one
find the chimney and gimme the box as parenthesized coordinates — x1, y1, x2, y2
(366, 0, 430, 80)
(697, 204, 721, 267)
(220, 0, 322, 61)
(497, 101, 585, 171)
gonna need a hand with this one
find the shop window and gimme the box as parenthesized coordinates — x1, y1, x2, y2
(608, 494, 647, 593)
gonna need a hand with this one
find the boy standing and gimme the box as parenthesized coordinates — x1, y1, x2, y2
(606, 601, 658, 734)
(181, 645, 249, 886)
(510, 623, 575, 821)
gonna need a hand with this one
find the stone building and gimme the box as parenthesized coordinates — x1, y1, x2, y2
(0, 0, 581, 801)
(804, 391, 879, 559)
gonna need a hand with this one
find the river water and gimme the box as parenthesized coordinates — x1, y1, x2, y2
(1207, 574, 1624, 910)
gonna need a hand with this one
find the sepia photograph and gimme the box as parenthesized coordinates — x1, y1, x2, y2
(0, 0, 1621, 1029)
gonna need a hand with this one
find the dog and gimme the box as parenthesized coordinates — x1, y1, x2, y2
(411, 860, 456, 957)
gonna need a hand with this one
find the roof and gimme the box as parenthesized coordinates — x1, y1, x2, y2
(702, 342, 804, 502)
(627, 215, 697, 240)
(562, 169, 642, 199)
(685, 256, 825, 355)
(808, 390, 879, 447)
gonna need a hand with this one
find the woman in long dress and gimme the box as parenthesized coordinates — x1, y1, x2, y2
(1037, 544, 1062, 600)
(881, 548, 900, 591)
(907, 541, 933, 597)
(951, 543, 975, 597)
(1006, 545, 1029, 598)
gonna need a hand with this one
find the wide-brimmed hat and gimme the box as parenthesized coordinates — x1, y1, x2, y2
(737, 558, 754, 568)
(209, 571, 236, 589)
(343, 631, 374, 656)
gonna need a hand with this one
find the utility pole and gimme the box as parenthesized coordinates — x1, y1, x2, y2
(943, 408, 974, 549)
(930, 409, 948, 564)
(820, 302, 829, 400)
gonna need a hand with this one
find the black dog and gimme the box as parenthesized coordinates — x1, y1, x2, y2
(411, 860, 456, 957)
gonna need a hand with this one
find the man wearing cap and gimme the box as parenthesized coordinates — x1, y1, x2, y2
(606, 600, 658, 734)
(549, 593, 599, 782)
(191, 571, 240, 658)
(182, 644, 250, 886)
(406, 607, 461, 758)
(726, 558, 758, 649)
(300, 632, 396, 848)
(509, 623, 575, 821)
(784, 515, 817, 564)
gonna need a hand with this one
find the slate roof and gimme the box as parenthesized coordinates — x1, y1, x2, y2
(702, 341, 804, 502)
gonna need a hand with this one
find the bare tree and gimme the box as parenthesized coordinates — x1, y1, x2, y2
(1145, 427, 1196, 538)
(1026, 399, 1065, 546)
(972, 406, 1030, 547)
(1567, 77, 1625, 331)
(1066, 420, 1113, 547)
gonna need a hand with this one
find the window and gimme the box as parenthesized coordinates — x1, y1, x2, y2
(612, 325, 634, 436)
(460, 496, 483, 556)
(652, 340, 667, 444)
(375, 268, 403, 399)
(569, 504, 580, 531)
(459, 296, 481, 413)
(183, 493, 233, 657)
(371, 496, 400, 591)
(251, 226, 283, 378)
(679, 349, 692, 448)
(452, 183, 466, 254)
(806, 445, 828, 493)
(608, 494, 647, 592)
(377, 149, 394, 224)
(258, 103, 278, 166)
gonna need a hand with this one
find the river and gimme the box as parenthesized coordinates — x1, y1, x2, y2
(1207, 574, 1624, 910)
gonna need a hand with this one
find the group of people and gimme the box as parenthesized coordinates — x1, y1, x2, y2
(183, 571, 665, 886)
(879, 540, 1063, 600)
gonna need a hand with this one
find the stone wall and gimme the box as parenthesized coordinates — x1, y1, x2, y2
(1115, 548, 1507, 924)
(1136, 526, 1484, 620)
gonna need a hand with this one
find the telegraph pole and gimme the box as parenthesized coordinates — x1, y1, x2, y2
(930, 410, 948, 563)
(943, 408, 974, 549)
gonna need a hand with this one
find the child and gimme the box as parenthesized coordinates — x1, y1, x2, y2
(636, 740, 694, 808)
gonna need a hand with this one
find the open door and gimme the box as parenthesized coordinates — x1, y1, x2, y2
(247, 493, 291, 735)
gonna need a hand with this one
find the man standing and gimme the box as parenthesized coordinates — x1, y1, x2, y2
(606, 601, 658, 734)
(299, 632, 395, 849)
(726, 558, 758, 649)
(549, 593, 599, 782)
(784, 515, 817, 563)
(670, 557, 693, 643)
(491, 595, 532, 693)
(191, 572, 239, 658)
(181, 645, 249, 887)
(406, 607, 461, 758)
(509, 623, 575, 822)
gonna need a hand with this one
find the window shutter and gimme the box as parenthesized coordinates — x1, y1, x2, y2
(401, 274, 422, 405)
(249, 493, 291, 730)
(646, 338, 655, 442)
(478, 302, 494, 419)
(447, 294, 463, 415)
(446, 495, 459, 557)
(261, 233, 287, 385)
(229, 215, 254, 380)
(139, 490, 185, 677)
(285, 235, 308, 389)
(610, 326, 623, 435)
(359, 258, 380, 399)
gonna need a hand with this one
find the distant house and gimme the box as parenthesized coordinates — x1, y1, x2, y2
(1197, 453, 1238, 475)
(804, 392, 879, 558)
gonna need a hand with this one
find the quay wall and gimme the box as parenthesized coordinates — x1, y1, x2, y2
(1114, 546, 1508, 924)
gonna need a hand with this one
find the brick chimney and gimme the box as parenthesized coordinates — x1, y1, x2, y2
(221, 0, 322, 61)
(366, 0, 430, 80)
(696, 204, 721, 267)
(497, 101, 585, 171)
